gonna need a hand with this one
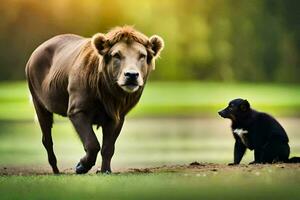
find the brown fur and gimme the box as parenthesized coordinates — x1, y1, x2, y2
(75, 27, 153, 121)
(77, 41, 142, 122)
(97, 26, 151, 51)
(25, 26, 164, 174)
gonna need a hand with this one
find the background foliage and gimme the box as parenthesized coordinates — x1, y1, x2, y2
(0, 0, 299, 82)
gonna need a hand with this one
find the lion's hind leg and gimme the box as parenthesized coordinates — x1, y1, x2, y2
(31, 95, 59, 174)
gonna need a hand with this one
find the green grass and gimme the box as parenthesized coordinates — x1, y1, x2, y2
(1, 168, 300, 200)
(0, 118, 300, 200)
(1, 81, 300, 120)
(135, 81, 300, 117)
(1, 81, 300, 200)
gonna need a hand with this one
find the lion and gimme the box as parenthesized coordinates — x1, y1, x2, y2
(25, 26, 164, 174)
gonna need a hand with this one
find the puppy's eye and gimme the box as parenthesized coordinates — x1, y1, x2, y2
(112, 52, 121, 60)
(139, 53, 146, 61)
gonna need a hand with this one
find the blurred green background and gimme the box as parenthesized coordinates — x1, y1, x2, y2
(0, 1, 300, 199)
(0, 0, 299, 82)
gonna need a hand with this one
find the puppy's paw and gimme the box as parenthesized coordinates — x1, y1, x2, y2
(228, 163, 238, 166)
(249, 161, 259, 165)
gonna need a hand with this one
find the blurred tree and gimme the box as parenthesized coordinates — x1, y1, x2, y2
(265, 0, 300, 83)
(0, 0, 298, 82)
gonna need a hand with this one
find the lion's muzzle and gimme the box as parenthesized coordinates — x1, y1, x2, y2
(124, 71, 139, 82)
(119, 69, 142, 93)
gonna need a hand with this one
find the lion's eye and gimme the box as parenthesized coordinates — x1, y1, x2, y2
(112, 52, 121, 60)
(139, 53, 146, 61)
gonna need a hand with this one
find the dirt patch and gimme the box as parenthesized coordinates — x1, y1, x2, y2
(1, 162, 299, 176)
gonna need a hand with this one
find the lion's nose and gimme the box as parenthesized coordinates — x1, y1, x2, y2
(124, 71, 139, 80)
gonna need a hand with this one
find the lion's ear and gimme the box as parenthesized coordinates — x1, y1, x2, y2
(92, 33, 108, 55)
(149, 35, 164, 58)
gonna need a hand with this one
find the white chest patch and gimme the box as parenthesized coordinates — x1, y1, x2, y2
(233, 128, 249, 147)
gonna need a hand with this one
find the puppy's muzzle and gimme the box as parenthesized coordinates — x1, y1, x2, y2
(218, 110, 227, 118)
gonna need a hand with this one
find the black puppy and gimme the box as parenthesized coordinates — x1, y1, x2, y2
(218, 98, 300, 165)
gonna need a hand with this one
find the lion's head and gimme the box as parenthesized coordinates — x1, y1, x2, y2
(91, 26, 164, 93)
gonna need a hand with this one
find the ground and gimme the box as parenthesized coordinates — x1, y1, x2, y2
(0, 162, 299, 176)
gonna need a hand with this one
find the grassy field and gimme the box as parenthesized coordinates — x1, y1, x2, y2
(0, 118, 300, 200)
(1, 118, 300, 168)
(1, 165, 300, 200)
(1, 81, 300, 199)
(1, 81, 300, 120)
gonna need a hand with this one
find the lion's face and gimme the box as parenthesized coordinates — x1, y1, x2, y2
(91, 27, 164, 94)
(107, 41, 148, 93)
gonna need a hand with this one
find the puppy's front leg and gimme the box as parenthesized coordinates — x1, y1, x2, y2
(249, 149, 262, 164)
(229, 140, 246, 165)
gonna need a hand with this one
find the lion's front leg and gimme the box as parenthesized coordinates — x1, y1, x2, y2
(98, 118, 124, 173)
(69, 112, 100, 174)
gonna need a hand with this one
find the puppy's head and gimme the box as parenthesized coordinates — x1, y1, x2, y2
(218, 98, 250, 121)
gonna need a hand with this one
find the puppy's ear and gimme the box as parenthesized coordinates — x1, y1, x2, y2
(241, 99, 250, 112)
(92, 33, 108, 55)
(149, 35, 164, 58)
